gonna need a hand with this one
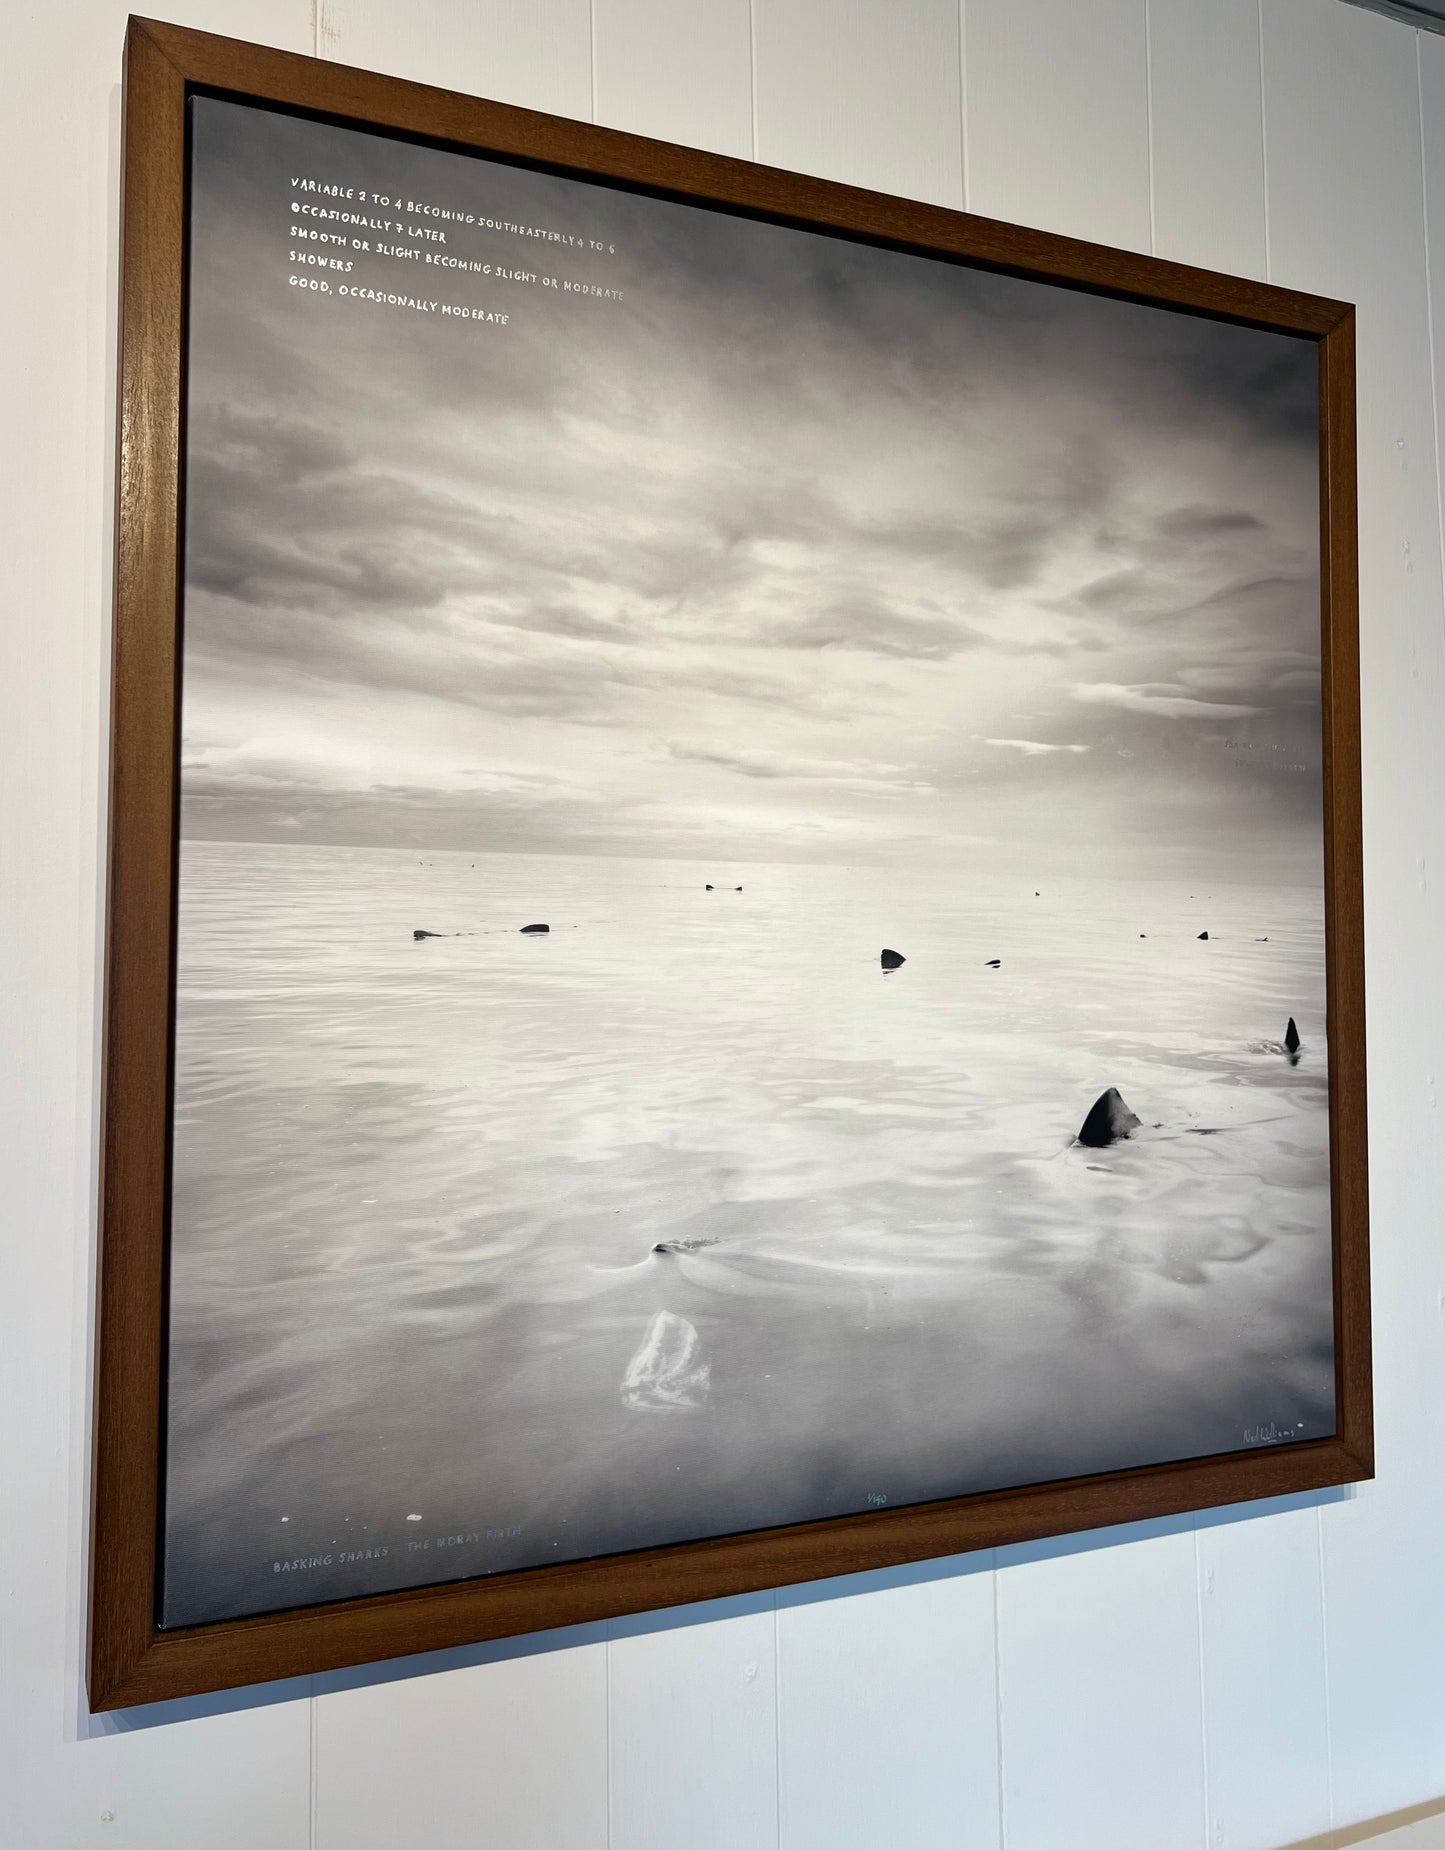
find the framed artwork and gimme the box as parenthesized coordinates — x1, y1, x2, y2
(90, 15, 1370, 1709)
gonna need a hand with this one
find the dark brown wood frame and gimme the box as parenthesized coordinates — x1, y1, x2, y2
(91, 13, 1370, 1711)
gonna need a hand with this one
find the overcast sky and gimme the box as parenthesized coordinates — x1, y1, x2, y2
(181, 97, 1324, 883)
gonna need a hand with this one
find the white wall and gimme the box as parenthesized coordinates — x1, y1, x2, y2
(3, 2, 1445, 1846)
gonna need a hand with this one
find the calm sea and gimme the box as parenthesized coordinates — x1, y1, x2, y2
(162, 841, 1333, 1625)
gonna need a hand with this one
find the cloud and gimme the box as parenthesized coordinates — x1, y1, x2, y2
(768, 598, 988, 660)
(1070, 682, 1261, 720)
(175, 96, 1325, 878)
(1154, 506, 1266, 541)
(983, 738, 1089, 756)
(666, 742, 935, 793)
(866, 507, 1087, 594)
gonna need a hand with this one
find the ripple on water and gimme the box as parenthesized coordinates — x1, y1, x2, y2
(162, 845, 1334, 1624)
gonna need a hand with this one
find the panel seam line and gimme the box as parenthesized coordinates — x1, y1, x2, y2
(993, 1559, 1006, 1850)
(1259, 0, 1273, 280)
(773, 1595, 783, 1849)
(589, 0, 598, 125)
(1419, 29, 1445, 652)
(605, 1625, 615, 1850)
(1144, 0, 1158, 255)
(1317, 1505, 1336, 1841)
(1194, 1528, 1213, 1850)
(309, 1685, 319, 1850)
(748, 0, 759, 162)
(958, 0, 970, 212)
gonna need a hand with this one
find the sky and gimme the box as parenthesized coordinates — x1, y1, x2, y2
(180, 97, 1325, 883)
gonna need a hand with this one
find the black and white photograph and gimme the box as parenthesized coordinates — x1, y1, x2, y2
(163, 93, 1332, 1629)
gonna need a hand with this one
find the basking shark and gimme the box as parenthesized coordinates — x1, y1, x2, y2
(620, 1310, 710, 1412)
(1077, 1087, 1142, 1148)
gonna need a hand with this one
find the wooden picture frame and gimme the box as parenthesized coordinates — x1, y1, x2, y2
(91, 13, 1370, 1711)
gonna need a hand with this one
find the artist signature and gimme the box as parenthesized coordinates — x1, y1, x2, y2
(1242, 1421, 1304, 1446)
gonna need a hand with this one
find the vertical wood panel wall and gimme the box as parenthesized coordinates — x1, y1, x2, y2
(3, 3, 1444, 1846)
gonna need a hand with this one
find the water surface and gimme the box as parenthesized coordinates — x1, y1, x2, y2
(163, 842, 1332, 1625)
